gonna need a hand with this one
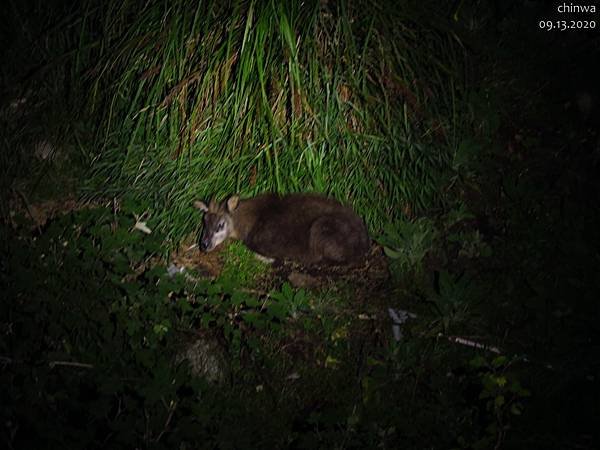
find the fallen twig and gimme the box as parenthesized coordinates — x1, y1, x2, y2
(441, 334, 501, 354)
(48, 360, 94, 369)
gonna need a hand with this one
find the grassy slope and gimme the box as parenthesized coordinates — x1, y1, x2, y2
(80, 0, 468, 239)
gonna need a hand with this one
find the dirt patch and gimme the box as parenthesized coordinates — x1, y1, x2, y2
(7, 192, 87, 229)
(170, 239, 389, 294)
(170, 236, 225, 279)
(276, 244, 390, 289)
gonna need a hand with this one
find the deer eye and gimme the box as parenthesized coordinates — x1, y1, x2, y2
(217, 222, 224, 231)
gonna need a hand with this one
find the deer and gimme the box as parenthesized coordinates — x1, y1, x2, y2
(194, 193, 370, 265)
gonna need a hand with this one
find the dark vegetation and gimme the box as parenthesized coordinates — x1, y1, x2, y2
(1, 0, 599, 448)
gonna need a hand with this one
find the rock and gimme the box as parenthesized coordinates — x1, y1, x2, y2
(177, 336, 227, 383)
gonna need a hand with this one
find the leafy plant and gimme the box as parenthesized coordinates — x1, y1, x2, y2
(378, 217, 439, 276)
(430, 270, 479, 333)
(459, 355, 531, 450)
(448, 229, 493, 259)
(269, 282, 309, 319)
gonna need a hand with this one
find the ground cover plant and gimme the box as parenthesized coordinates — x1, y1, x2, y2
(2, 0, 599, 449)
(0, 203, 534, 449)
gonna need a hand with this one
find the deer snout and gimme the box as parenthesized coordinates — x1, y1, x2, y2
(200, 236, 211, 252)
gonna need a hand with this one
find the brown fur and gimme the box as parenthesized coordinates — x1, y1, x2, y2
(194, 193, 370, 265)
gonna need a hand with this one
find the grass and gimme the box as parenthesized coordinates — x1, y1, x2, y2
(72, 0, 470, 240)
(218, 240, 272, 287)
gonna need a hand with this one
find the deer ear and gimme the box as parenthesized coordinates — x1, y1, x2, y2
(226, 195, 240, 212)
(193, 201, 208, 212)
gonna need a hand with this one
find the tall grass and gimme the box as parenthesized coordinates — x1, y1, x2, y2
(79, 0, 469, 240)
